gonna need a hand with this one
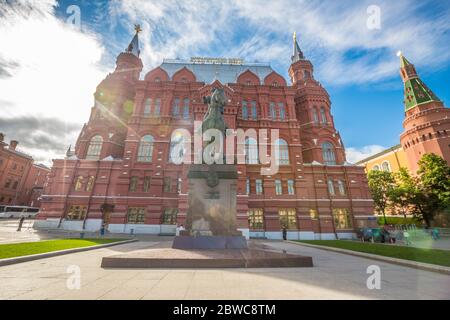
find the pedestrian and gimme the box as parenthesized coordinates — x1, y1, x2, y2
(100, 223, 106, 237)
(403, 230, 411, 246)
(17, 216, 25, 232)
(432, 228, 440, 240)
(282, 226, 287, 241)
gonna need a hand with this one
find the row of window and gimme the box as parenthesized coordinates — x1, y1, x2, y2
(245, 179, 346, 196)
(311, 106, 328, 125)
(128, 176, 180, 193)
(0, 159, 25, 173)
(141, 98, 290, 121)
(403, 130, 447, 150)
(85, 134, 293, 165)
(241, 101, 287, 121)
(371, 161, 391, 172)
(85, 134, 337, 166)
(72, 175, 180, 194)
(65, 205, 178, 225)
(144, 98, 192, 119)
(73, 176, 95, 192)
(248, 208, 352, 230)
(0, 196, 13, 204)
(3, 179, 19, 190)
(65, 206, 353, 231)
(246, 179, 295, 195)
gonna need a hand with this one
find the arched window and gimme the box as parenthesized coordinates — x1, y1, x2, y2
(275, 139, 290, 165)
(183, 98, 190, 119)
(337, 180, 346, 196)
(85, 176, 95, 192)
(328, 179, 335, 196)
(86, 135, 103, 160)
(172, 98, 180, 117)
(251, 101, 257, 120)
(312, 107, 319, 124)
(381, 161, 391, 172)
(245, 138, 259, 164)
(269, 102, 276, 120)
(278, 103, 286, 120)
(74, 176, 84, 191)
(304, 70, 311, 79)
(137, 135, 154, 162)
(143, 98, 152, 117)
(242, 101, 248, 120)
(372, 165, 380, 171)
(320, 107, 327, 124)
(322, 142, 336, 165)
(156, 99, 162, 116)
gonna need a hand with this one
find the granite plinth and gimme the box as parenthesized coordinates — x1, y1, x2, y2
(101, 248, 313, 269)
(172, 236, 248, 249)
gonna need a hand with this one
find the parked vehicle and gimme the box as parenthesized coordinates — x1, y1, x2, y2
(0, 206, 39, 219)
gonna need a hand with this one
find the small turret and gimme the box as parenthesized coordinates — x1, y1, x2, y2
(114, 24, 144, 82)
(288, 32, 314, 85)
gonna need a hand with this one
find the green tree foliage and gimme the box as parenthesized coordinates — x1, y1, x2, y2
(413, 154, 450, 226)
(384, 154, 450, 227)
(389, 168, 416, 219)
(368, 170, 395, 224)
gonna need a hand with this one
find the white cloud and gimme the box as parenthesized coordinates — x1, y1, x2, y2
(0, 0, 106, 164)
(108, 0, 450, 86)
(346, 145, 387, 164)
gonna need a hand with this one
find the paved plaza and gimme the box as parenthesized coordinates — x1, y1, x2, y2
(1, 236, 449, 300)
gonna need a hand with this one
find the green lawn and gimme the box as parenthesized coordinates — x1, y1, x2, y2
(0, 239, 122, 259)
(298, 240, 450, 267)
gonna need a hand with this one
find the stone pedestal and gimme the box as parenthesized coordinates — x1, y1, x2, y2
(173, 164, 248, 249)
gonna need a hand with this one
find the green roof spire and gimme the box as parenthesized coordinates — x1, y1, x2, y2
(399, 53, 440, 111)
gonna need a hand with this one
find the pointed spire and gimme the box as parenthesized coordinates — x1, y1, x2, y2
(399, 53, 440, 111)
(126, 24, 142, 57)
(292, 32, 305, 63)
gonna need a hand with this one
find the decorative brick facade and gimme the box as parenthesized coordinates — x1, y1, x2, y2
(0, 134, 50, 207)
(36, 30, 375, 239)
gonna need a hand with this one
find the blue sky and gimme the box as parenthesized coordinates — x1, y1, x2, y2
(1, 0, 449, 164)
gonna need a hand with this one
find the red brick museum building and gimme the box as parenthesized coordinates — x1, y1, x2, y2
(36, 29, 376, 239)
(0, 134, 50, 208)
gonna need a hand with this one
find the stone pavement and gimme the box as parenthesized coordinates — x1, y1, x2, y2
(1, 239, 449, 300)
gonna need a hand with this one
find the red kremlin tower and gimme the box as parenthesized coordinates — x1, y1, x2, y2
(36, 28, 376, 239)
(399, 54, 450, 173)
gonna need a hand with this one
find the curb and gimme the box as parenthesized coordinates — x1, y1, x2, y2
(287, 241, 450, 275)
(0, 239, 138, 267)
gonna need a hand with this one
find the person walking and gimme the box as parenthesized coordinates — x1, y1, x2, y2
(17, 216, 25, 232)
(403, 230, 411, 246)
(282, 226, 287, 241)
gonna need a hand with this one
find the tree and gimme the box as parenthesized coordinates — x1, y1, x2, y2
(390, 167, 416, 220)
(368, 170, 396, 224)
(412, 154, 450, 227)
